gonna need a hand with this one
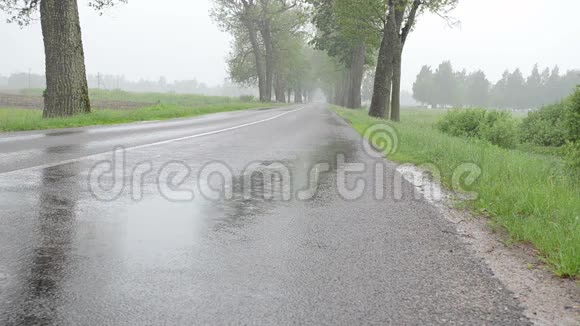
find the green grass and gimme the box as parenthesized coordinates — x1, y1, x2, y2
(1, 89, 275, 132)
(0, 95, 277, 132)
(335, 107, 580, 278)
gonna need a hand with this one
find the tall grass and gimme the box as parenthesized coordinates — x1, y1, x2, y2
(335, 107, 579, 278)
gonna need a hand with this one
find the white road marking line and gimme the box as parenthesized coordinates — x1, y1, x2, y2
(0, 107, 304, 176)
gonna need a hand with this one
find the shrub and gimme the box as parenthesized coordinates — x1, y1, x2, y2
(480, 117, 518, 149)
(520, 102, 569, 147)
(566, 87, 580, 143)
(437, 109, 486, 138)
(564, 88, 580, 176)
(437, 109, 518, 148)
(564, 141, 580, 178)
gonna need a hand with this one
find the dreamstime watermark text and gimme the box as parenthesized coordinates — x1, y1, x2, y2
(87, 124, 482, 203)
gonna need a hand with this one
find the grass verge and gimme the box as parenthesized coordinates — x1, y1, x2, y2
(0, 102, 277, 132)
(334, 107, 579, 278)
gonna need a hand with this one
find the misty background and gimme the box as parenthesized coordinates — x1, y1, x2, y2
(1, 0, 579, 100)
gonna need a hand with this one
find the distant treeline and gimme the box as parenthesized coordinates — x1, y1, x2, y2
(0, 73, 257, 98)
(412, 62, 580, 109)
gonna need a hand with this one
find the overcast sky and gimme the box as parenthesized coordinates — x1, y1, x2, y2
(1, 0, 579, 90)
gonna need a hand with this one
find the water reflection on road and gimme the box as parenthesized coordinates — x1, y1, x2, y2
(0, 107, 365, 324)
(3, 145, 81, 325)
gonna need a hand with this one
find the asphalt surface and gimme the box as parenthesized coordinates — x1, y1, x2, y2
(0, 104, 529, 325)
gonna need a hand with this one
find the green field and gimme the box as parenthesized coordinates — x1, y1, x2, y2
(335, 107, 579, 278)
(0, 90, 276, 132)
(18, 88, 246, 107)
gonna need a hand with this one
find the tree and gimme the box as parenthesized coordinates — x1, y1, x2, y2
(213, 0, 304, 102)
(491, 70, 509, 108)
(453, 68, 467, 107)
(257, 0, 301, 102)
(268, 3, 309, 102)
(526, 64, 542, 108)
(389, 0, 424, 121)
(505, 68, 525, 109)
(0, 0, 125, 117)
(414, 62, 577, 110)
(432, 61, 455, 107)
(412, 65, 434, 106)
(465, 70, 490, 107)
(213, 0, 268, 101)
(546, 66, 561, 104)
(309, 0, 382, 109)
(368, 0, 401, 118)
(369, 0, 458, 120)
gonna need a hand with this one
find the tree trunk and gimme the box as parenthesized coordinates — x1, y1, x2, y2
(390, 0, 421, 121)
(274, 74, 286, 103)
(343, 70, 351, 107)
(336, 70, 349, 107)
(368, 26, 393, 117)
(40, 0, 90, 118)
(333, 81, 341, 105)
(243, 18, 267, 102)
(259, 20, 274, 102)
(369, 1, 402, 118)
(325, 87, 333, 105)
(390, 47, 403, 122)
(295, 87, 303, 103)
(347, 43, 366, 109)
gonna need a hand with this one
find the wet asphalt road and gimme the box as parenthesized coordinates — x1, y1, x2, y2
(0, 104, 529, 325)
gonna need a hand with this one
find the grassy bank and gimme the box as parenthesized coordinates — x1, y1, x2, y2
(335, 107, 579, 278)
(0, 91, 276, 132)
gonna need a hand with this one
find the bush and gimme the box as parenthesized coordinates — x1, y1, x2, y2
(437, 109, 486, 138)
(566, 87, 580, 143)
(565, 141, 580, 178)
(437, 109, 518, 148)
(564, 88, 580, 176)
(480, 117, 518, 149)
(520, 103, 569, 147)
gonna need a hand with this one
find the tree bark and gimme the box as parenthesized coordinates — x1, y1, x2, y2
(390, 0, 421, 121)
(369, 1, 404, 118)
(390, 47, 402, 122)
(347, 43, 366, 109)
(274, 74, 286, 102)
(259, 20, 274, 102)
(243, 17, 267, 102)
(334, 78, 341, 105)
(338, 70, 350, 107)
(40, 0, 90, 118)
(295, 87, 303, 103)
(369, 6, 396, 118)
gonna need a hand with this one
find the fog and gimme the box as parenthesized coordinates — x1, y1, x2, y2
(1, 0, 579, 91)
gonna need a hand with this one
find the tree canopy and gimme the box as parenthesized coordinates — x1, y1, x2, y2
(0, 0, 126, 25)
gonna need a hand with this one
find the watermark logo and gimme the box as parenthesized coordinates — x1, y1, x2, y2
(362, 123, 399, 158)
(87, 124, 481, 204)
